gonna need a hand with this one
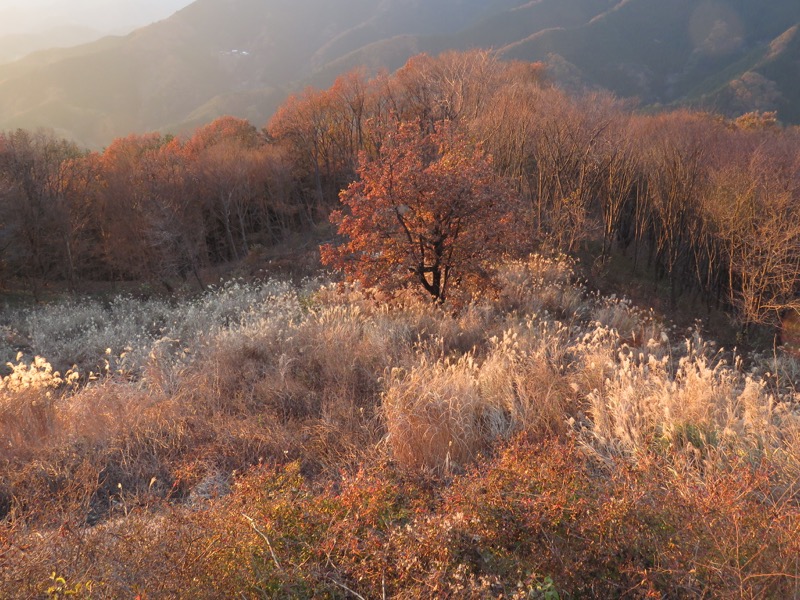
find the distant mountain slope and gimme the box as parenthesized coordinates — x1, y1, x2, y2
(0, 0, 798, 148)
(450, 0, 618, 50)
(0, 0, 517, 147)
(695, 24, 800, 122)
(0, 0, 191, 38)
(496, 0, 800, 105)
(0, 26, 106, 64)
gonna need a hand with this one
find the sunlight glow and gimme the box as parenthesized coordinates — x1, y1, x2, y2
(0, 0, 193, 37)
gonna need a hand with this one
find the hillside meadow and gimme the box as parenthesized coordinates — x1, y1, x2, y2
(3, 49, 800, 597)
(1, 255, 800, 597)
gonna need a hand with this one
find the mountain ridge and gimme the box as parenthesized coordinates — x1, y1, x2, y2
(0, 0, 798, 148)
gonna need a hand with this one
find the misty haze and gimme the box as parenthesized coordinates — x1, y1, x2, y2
(0, 0, 191, 62)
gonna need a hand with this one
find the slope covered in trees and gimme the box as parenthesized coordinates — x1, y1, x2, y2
(0, 0, 510, 147)
(3, 50, 800, 597)
(3, 50, 800, 334)
(1, 0, 800, 147)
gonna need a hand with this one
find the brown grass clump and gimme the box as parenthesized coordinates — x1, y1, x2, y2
(383, 357, 488, 473)
(496, 253, 586, 317)
(479, 321, 576, 441)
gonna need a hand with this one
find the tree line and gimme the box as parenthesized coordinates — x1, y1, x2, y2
(1, 49, 799, 331)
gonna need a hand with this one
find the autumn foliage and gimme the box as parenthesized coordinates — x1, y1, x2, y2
(4, 49, 800, 598)
(322, 120, 521, 302)
(1, 50, 799, 332)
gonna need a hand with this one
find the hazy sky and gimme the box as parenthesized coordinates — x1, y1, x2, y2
(0, 0, 193, 36)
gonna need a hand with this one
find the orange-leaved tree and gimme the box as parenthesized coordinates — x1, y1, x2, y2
(321, 120, 521, 303)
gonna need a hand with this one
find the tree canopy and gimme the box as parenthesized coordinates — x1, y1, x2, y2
(321, 120, 521, 303)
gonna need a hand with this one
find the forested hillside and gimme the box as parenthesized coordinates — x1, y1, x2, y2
(2, 51, 799, 333)
(3, 50, 800, 597)
(1, 0, 799, 147)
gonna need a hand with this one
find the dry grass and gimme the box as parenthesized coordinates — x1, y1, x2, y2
(2, 258, 800, 597)
(383, 356, 489, 472)
(479, 322, 576, 441)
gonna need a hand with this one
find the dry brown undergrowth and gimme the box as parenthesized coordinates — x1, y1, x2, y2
(2, 256, 800, 597)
